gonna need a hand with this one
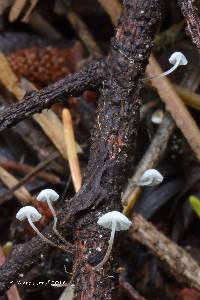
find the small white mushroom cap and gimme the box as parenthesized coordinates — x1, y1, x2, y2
(36, 189, 59, 202)
(151, 109, 164, 125)
(169, 52, 188, 66)
(16, 206, 42, 222)
(137, 169, 163, 186)
(97, 211, 132, 231)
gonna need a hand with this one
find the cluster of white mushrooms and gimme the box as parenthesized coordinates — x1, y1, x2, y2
(16, 168, 164, 269)
(95, 169, 163, 269)
(16, 189, 68, 252)
(15, 51, 185, 270)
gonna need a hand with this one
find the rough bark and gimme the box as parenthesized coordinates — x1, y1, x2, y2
(0, 60, 104, 131)
(71, 0, 161, 298)
(178, 0, 200, 48)
(0, 0, 161, 298)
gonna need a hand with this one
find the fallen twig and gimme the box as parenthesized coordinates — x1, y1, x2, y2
(130, 214, 200, 291)
(0, 166, 33, 205)
(0, 59, 104, 131)
(119, 270, 146, 300)
(0, 160, 61, 185)
(0, 152, 59, 205)
(65, 8, 102, 58)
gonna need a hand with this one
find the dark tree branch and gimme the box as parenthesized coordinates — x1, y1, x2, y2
(69, 0, 162, 298)
(0, 0, 161, 298)
(178, 0, 200, 48)
(0, 60, 105, 131)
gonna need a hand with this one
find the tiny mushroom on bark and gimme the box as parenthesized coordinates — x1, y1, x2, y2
(16, 206, 67, 252)
(147, 51, 188, 80)
(95, 211, 132, 270)
(137, 169, 163, 186)
(36, 189, 67, 245)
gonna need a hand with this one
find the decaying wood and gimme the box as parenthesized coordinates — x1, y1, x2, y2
(0, 56, 82, 160)
(178, 0, 200, 48)
(0, 0, 161, 297)
(130, 214, 200, 291)
(71, 1, 161, 297)
(0, 60, 105, 131)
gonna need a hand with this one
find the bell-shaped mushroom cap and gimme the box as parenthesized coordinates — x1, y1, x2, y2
(16, 206, 42, 222)
(137, 169, 163, 186)
(97, 211, 132, 231)
(36, 189, 59, 202)
(169, 52, 188, 66)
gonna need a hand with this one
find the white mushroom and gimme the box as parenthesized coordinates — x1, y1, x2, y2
(95, 211, 132, 269)
(16, 206, 67, 252)
(137, 169, 163, 186)
(36, 189, 67, 245)
(151, 109, 164, 124)
(147, 51, 188, 80)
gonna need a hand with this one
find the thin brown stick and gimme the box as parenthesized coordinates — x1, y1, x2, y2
(62, 109, 82, 192)
(175, 85, 200, 111)
(130, 214, 200, 291)
(0, 166, 33, 205)
(0, 152, 59, 205)
(147, 54, 200, 161)
(0, 160, 61, 185)
(65, 8, 102, 57)
(9, 0, 27, 22)
(28, 11, 63, 38)
(0, 59, 104, 131)
(22, 0, 38, 22)
(96, 0, 121, 26)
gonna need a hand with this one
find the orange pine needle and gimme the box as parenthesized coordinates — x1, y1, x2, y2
(62, 109, 82, 192)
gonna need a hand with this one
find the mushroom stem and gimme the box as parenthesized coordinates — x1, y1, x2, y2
(95, 222, 116, 270)
(47, 199, 68, 246)
(27, 215, 67, 253)
(146, 59, 180, 81)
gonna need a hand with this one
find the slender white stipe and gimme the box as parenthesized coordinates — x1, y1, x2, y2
(16, 206, 67, 252)
(95, 211, 132, 269)
(36, 189, 67, 245)
(147, 52, 188, 80)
